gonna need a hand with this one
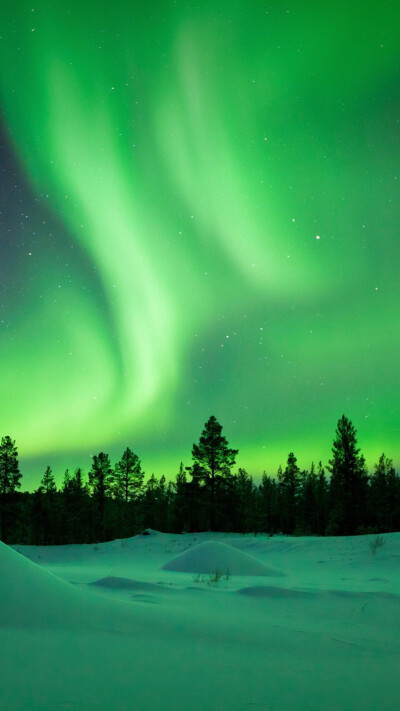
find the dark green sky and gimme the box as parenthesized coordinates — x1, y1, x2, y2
(0, 1, 399, 487)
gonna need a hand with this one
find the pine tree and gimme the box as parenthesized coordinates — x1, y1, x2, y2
(36, 465, 59, 543)
(62, 469, 71, 490)
(315, 462, 329, 535)
(62, 468, 90, 543)
(258, 473, 279, 534)
(233, 469, 254, 533)
(0, 436, 21, 540)
(165, 480, 174, 532)
(113, 447, 144, 536)
(327, 415, 368, 535)
(191, 415, 238, 530)
(40, 466, 57, 494)
(184, 464, 205, 532)
(31, 486, 46, 545)
(297, 463, 318, 534)
(172, 463, 189, 532)
(141, 474, 158, 529)
(369, 454, 399, 533)
(88, 452, 113, 540)
(61, 469, 74, 543)
(113, 447, 144, 503)
(156, 475, 170, 531)
(278, 453, 301, 534)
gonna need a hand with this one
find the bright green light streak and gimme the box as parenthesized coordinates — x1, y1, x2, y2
(0, 0, 399, 480)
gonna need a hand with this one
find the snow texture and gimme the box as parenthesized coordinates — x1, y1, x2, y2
(1, 531, 400, 711)
(162, 540, 285, 576)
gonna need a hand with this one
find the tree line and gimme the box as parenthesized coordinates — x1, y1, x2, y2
(0, 414, 399, 545)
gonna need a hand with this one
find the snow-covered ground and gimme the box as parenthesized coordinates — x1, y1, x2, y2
(1, 530, 400, 711)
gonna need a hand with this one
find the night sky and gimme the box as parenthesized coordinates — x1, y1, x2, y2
(1, 1, 399, 487)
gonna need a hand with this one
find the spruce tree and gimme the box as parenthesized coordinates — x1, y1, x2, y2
(141, 474, 158, 529)
(113, 447, 144, 503)
(258, 473, 279, 534)
(191, 415, 238, 530)
(89, 452, 113, 540)
(172, 463, 189, 532)
(40, 466, 57, 494)
(327, 415, 368, 535)
(0, 436, 21, 540)
(37, 466, 59, 543)
(297, 463, 318, 534)
(62, 468, 90, 543)
(156, 475, 170, 531)
(233, 469, 254, 533)
(185, 464, 204, 532)
(369, 454, 398, 533)
(31, 486, 46, 545)
(113, 447, 144, 536)
(278, 453, 301, 534)
(315, 462, 329, 535)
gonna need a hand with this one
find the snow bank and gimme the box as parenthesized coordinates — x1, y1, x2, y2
(162, 540, 284, 576)
(0, 542, 146, 630)
(0, 541, 88, 628)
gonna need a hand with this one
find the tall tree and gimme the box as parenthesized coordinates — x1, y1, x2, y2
(258, 473, 279, 534)
(232, 469, 254, 533)
(141, 474, 158, 529)
(278, 453, 301, 534)
(36, 465, 59, 544)
(113, 447, 144, 503)
(88, 452, 113, 540)
(156, 475, 171, 532)
(327, 415, 368, 535)
(297, 463, 318, 534)
(61, 468, 90, 543)
(113, 447, 144, 536)
(0, 436, 21, 540)
(369, 454, 399, 533)
(172, 463, 189, 532)
(191, 415, 238, 530)
(184, 463, 205, 532)
(40, 466, 57, 494)
(315, 462, 329, 535)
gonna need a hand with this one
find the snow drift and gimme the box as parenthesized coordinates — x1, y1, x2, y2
(3, 533, 400, 711)
(0, 541, 90, 628)
(162, 540, 284, 576)
(0, 542, 144, 630)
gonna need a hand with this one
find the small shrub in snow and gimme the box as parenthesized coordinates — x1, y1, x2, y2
(208, 570, 223, 584)
(192, 569, 230, 585)
(370, 535, 385, 554)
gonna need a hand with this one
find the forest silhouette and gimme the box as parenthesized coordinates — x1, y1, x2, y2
(0, 415, 399, 544)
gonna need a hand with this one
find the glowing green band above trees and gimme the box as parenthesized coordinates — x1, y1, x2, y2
(0, 1, 399, 485)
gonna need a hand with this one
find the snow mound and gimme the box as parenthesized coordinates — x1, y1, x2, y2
(162, 541, 284, 576)
(0, 541, 87, 628)
(0, 542, 138, 629)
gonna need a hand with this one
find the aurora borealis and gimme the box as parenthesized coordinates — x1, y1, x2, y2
(0, 1, 399, 487)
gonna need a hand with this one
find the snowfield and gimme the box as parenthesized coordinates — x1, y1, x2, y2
(1, 531, 400, 711)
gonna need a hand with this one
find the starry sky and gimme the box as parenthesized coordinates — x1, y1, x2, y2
(0, 1, 399, 488)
